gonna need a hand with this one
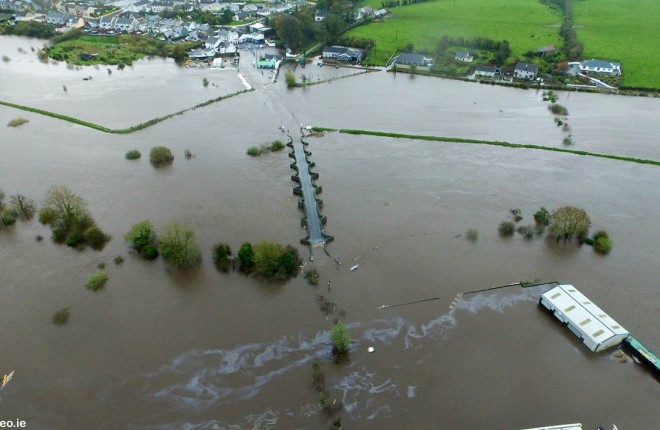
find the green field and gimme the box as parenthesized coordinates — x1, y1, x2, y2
(573, 0, 659, 88)
(47, 34, 197, 65)
(349, 0, 562, 64)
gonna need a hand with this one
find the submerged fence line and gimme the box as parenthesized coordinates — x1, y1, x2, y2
(0, 88, 253, 134)
(311, 127, 660, 167)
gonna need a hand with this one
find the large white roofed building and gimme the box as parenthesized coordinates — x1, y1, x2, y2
(540, 284, 629, 352)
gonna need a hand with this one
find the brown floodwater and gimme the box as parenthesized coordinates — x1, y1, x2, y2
(1, 36, 659, 429)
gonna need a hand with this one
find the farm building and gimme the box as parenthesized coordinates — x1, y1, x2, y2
(540, 285, 629, 352)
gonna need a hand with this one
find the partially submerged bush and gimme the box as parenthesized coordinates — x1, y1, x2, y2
(7, 117, 29, 127)
(247, 146, 263, 156)
(159, 223, 201, 268)
(125, 149, 141, 160)
(592, 230, 613, 254)
(52, 307, 70, 325)
(305, 269, 320, 285)
(238, 242, 255, 272)
(253, 241, 300, 279)
(84, 226, 111, 250)
(548, 104, 569, 115)
(498, 221, 516, 237)
(269, 140, 285, 151)
(9, 194, 36, 219)
(534, 207, 551, 226)
(124, 220, 156, 258)
(212, 242, 232, 271)
(332, 321, 351, 356)
(149, 146, 174, 166)
(85, 271, 108, 291)
(1, 209, 16, 226)
(466, 229, 479, 242)
(517, 224, 535, 239)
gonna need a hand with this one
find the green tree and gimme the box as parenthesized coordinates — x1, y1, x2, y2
(332, 321, 351, 354)
(212, 242, 232, 271)
(275, 14, 303, 51)
(220, 9, 234, 24)
(124, 220, 155, 253)
(159, 224, 201, 268)
(322, 14, 345, 45)
(254, 240, 286, 277)
(150, 146, 174, 166)
(284, 71, 297, 88)
(38, 186, 109, 248)
(238, 242, 255, 272)
(550, 206, 591, 242)
(534, 207, 551, 226)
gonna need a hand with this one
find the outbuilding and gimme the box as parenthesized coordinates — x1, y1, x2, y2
(539, 285, 629, 352)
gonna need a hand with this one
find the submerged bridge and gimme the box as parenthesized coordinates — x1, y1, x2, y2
(288, 129, 333, 248)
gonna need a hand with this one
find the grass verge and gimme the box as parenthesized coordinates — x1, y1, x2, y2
(0, 89, 253, 134)
(316, 127, 660, 167)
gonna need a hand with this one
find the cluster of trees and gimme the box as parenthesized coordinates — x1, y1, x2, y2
(274, 5, 349, 52)
(497, 206, 613, 254)
(0, 21, 55, 38)
(437, 35, 510, 64)
(380, 0, 427, 8)
(38, 186, 111, 249)
(236, 241, 301, 280)
(0, 188, 36, 227)
(541, 0, 583, 60)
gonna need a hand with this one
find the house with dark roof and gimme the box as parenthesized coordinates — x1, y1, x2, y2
(474, 65, 500, 78)
(99, 15, 115, 30)
(454, 51, 473, 62)
(114, 17, 138, 32)
(322, 45, 364, 63)
(578, 59, 621, 76)
(394, 52, 433, 67)
(513, 62, 538, 80)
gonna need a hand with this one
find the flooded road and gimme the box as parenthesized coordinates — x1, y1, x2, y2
(1, 36, 659, 429)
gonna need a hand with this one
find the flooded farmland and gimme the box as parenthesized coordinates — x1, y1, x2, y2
(1, 36, 659, 429)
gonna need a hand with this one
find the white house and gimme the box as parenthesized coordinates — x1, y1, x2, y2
(374, 8, 387, 18)
(514, 62, 538, 80)
(578, 59, 622, 76)
(322, 45, 364, 63)
(98, 16, 116, 30)
(394, 52, 433, 67)
(114, 17, 138, 32)
(539, 284, 629, 352)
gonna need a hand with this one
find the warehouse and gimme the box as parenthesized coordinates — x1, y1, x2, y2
(539, 285, 629, 352)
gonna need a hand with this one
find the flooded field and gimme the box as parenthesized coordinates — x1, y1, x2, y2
(1, 36, 659, 429)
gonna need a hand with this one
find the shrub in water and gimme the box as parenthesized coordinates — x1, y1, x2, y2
(114, 255, 124, 265)
(212, 242, 232, 271)
(270, 140, 285, 151)
(498, 221, 516, 237)
(466, 229, 479, 242)
(1, 209, 16, 226)
(534, 207, 551, 226)
(85, 271, 108, 291)
(247, 146, 262, 156)
(52, 307, 70, 325)
(149, 146, 174, 166)
(517, 224, 535, 239)
(332, 321, 351, 355)
(65, 230, 84, 247)
(84, 226, 111, 249)
(143, 244, 159, 260)
(7, 117, 29, 127)
(125, 149, 141, 160)
(594, 236, 613, 254)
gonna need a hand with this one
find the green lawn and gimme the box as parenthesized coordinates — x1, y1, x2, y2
(573, 0, 659, 88)
(349, 0, 562, 64)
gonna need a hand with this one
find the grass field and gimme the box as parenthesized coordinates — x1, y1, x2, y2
(349, 0, 562, 64)
(573, 0, 659, 88)
(47, 34, 198, 65)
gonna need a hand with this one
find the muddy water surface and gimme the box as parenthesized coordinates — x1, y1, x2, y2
(1, 36, 659, 429)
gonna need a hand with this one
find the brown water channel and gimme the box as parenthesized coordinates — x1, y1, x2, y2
(1, 36, 659, 429)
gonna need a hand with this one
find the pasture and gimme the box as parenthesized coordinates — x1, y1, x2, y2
(573, 0, 659, 88)
(349, 0, 562, 65)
